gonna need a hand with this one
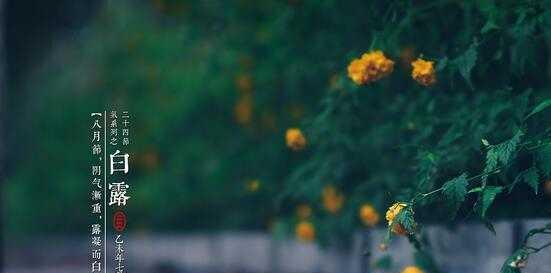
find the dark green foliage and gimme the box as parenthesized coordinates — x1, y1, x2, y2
(474, 186, 503, 218)
(453, 40, 478, 88)
(510, 166, 540, 194)
(7, 0, 551, 252)
(441, 173, 468, 218)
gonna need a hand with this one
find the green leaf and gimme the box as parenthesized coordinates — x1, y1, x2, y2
(536, 143, 551, 177)
(468, 187, 483, 193)
(394, 207, 416, 234)
(510, 166, 540, 194)
(500, 249, 528, 273)
(415, 152, 438, 192)
(442, 173, 468, 218)
(454, 41, 478, 88)
(525, 99, 551, 119)
(509, 16, 537, 75)
(483, 130, 524, 183)
(474, 186, 503, 218)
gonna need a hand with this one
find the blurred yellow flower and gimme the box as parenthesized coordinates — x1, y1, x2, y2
(245, 179, 260, 192)
(347, 50, 394, 85)
(234, 94, 253, 125)
(359, 204, 380, 227)
(386, 202, 408, 235)
(401, 266, 424, 273)
(322, 185, 344, 214)
(235, 74, 253, 94)
(411, 58, 436, 86)
(295, 221, 315, 242)
(544, 180, 551, 196)
(296, 204, 312, 219)
(286, 128, 306, 151)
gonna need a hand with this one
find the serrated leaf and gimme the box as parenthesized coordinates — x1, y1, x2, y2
(482, 148, 499, 183)
(510, 166, 540, 194)
(442, 173, 468, 218)
(474, 186, 503, 218)
(524, 167, 540, 194)
(536, 144, 551, 177)
(495, 130, 524, 165)
(525, 99, 551, 119)
(415, 152, 438, 192)
(454, 41, 478, 88)
(483, 130, 524, 183)
(394, 207, 416, 234)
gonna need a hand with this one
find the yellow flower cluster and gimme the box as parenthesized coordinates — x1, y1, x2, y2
(322, 185, 344, 214)
(411, 58, 436, 86)
(296, 204, 312, 219)
(359, 204, 380, 227)
(385, 202, 408, 235)
(402, 266, 424, 273)
(295, 221, 315, 242)
(285, 128, 307, 151)
(347, 51, 394, 85)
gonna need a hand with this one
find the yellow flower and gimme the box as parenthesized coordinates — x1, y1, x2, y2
(544, 180, 551, 196)
(359, 204, 380, 227)
(322, 185, 344, 214)
(385, 202, 408, 235)
(295, 221, 315, 242)
(234, 94, 253, 125)
(296, 204, 312, 219)
(286, 128, 307, 151)
(245, 179, 260, 192)
(401, 266, 424, 273)
(347, 50, 394, 85)
(411, 58, 436, 86)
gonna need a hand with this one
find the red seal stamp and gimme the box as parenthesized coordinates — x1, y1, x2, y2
(113, 211, 127, 232)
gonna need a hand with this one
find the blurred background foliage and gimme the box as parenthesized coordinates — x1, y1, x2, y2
(4, 0, 551, 247)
